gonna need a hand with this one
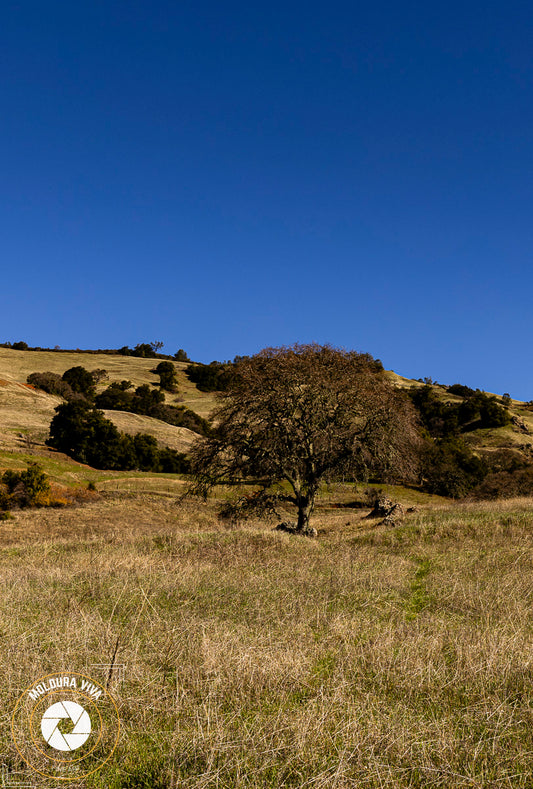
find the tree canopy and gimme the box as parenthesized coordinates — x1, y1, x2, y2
(190, 343, 421, 532)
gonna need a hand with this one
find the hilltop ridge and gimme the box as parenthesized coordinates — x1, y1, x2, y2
(0, 345, 532, 500)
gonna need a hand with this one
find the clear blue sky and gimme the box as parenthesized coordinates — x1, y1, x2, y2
(1, 1, 532, 398)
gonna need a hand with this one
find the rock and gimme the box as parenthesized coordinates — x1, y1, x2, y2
(379, 502, 405, 527)
(365, 495, 394, 519)
(511, 416, 531, 435)
(274, 522, 317, 538)
(275, 521, 298, 533)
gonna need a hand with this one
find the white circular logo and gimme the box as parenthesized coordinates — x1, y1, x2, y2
(12, 672, 120, 781)
(40, 701, 91, 752)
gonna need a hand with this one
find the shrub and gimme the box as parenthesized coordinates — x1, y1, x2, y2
(133, 343, 158, 358)
(47, 402, 191, 472)
(1, 463, 50, 507)
(422, 438, 488, 498)
(185, 361, 236, 392)
(447, 383, 476, 398)
(62, 366, 96, 399)
(27, 372, 74, 399)
(158, 448, 190, 474)
(47, 401, 126, 468)
(154, 361, 178, 392)
(410, 386, 510, 437)
(95, 383, 210, 436)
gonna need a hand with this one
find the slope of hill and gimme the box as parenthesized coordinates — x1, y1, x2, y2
(1, 346, 532, 481)
(0, 348, 216, 452)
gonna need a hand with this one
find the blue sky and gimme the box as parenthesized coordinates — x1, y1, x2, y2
(1, 1, 532, 398)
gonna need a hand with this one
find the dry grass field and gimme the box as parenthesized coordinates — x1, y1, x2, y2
(2, 349, 533, 786)
(0, 488, 533, 788)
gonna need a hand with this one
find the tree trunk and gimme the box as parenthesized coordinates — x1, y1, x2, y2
(296, 495, 314, 531)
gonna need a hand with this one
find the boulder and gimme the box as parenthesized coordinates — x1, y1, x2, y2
(275, 521, 318, 538)
(365, 495, 394, 519)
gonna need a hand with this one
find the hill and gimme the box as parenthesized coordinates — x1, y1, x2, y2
(0, 347, 216, 452)
(386, 370, 533, 458)
(1, 346, 533, 497)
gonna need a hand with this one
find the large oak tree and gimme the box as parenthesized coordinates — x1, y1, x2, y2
(190, 344, 421, 531)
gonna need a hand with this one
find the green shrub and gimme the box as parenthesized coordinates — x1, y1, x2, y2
(62, 366, 96, 399)
(27, 372, 74, 399)
(422, 438, 488, 498)
(47, 402, 191, 472)
(1, 463, 50, 507)
(154, 361, 178, 391)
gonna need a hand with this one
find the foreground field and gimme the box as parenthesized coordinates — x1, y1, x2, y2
(1, 492, 533, 788)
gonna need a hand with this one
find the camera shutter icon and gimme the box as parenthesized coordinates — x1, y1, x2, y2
(40, 701, 91, 751)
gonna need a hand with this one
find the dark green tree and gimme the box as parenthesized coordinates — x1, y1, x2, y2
(155, 361, 178, 392)
(47, 401, 126, 468)
(62, 366, 96, 399)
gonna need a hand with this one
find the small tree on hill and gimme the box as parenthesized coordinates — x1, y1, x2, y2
(47, 401, 126, 468)
(62, 366, 96, 399)
(190, 344, 421, 532)
(155, 361, 178, 392)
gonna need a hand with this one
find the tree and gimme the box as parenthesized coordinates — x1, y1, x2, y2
(62, 366, 96, 399)
(133, 343, 158, 358)
(47, 401, 126, 468)
(155, 361, 178, 391)
(190, 344, 421, 532)
(91, 368, 109, 385)
(422, 437, 487, 498)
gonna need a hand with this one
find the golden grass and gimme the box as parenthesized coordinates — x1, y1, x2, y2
(0, 348, 217, 451)
(1, 490, 533, 787)
(102, 410, 196, 452)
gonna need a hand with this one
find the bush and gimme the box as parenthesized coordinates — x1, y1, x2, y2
(47, 402, 191, 472)
(62, 366, 96, 399)
(95, 383, 210, 436)
(447, 383, 476, 398)
(185, 361, 236, 392)
(469, 450, 533, 499)
(422, 438, 488, 498)
(1, 463, 50, 507)
(27, 372, 74, 399)
(154, 361, 178, 392)
(47, 401, 126, 468)
(410, 386, 510, 437)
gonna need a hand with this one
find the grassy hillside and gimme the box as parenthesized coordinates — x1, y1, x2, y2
(386, 369, 533, 468)
(2, 347, 531, 457)
(0, 347, 217, 453)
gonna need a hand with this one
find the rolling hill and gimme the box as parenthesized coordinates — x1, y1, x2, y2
(1, 346, 532, 494)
